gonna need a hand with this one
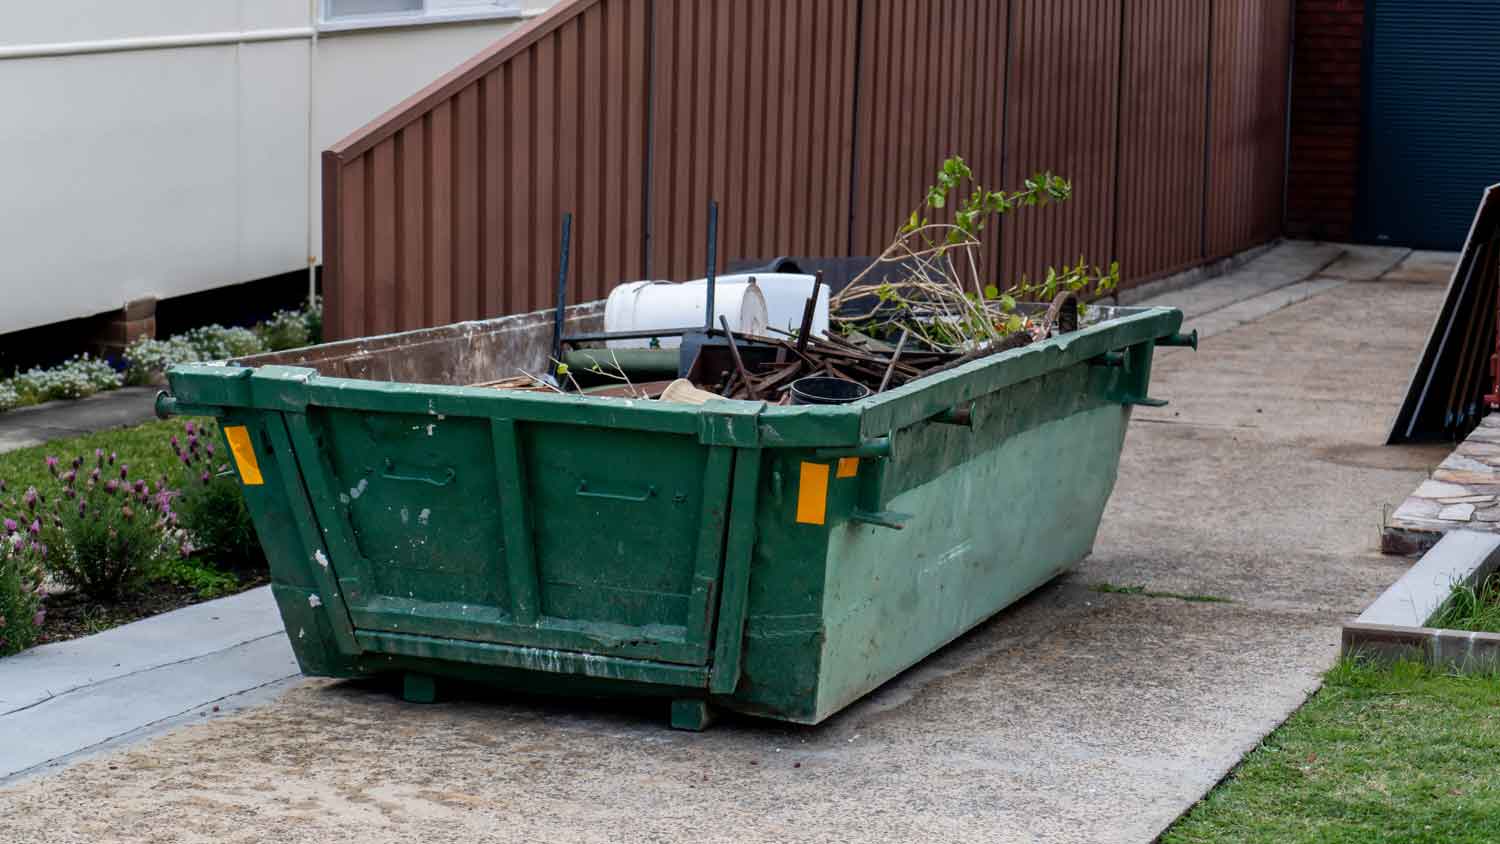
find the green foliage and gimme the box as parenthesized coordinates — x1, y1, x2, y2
(0, 526, 45, 656)
(833, 155, 1121, 350)
(8, 355, 123, 404)
(1428, 574, 1500, 633)
(1, 451, 181, 602)
(154, 556, 240, 599)
(255, 296, 322, 352)
(169, 421, 266, 574)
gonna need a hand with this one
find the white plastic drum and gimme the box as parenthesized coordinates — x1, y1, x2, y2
(604, 279, 769, 349)
(715, 273, 828, 339)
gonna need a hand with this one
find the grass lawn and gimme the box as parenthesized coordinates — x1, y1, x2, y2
(1163, 659, 1500, 844)
(0, 418, 199, 493)
(1429, 574, 1500, 633)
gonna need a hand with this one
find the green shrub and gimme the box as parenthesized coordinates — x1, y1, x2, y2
(0, 382, 19, 412)
(0, 512, 46, 656)
(123, 336, 200, 386)
(1, 452, 181, 602)
(183, 325, 264, 361)
(255, 298, 323, 352)
(171, 422, 266, 574)
(8, 355, 122, 404)
(154, 556, 240, 599)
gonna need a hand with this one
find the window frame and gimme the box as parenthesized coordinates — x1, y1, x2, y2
(318, 0, 525, 33)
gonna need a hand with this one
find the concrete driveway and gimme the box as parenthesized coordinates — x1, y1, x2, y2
(0, 245, 1454, 843)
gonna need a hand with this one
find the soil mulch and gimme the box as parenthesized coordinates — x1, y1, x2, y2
(37, 574, 269, 645)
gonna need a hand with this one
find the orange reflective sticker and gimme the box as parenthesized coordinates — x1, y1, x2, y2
(223, 425, 264, 486)
(836, 457, 859, 479)
(796, 462, 830, 525)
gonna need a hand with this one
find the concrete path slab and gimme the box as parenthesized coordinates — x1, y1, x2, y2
(0, 587, 296, 782)
(1387, 250, 1462, 284)
(1320, 243, 1412, 281)
(1137, 240, 1343, 321)
(0, 244, 1450, 842)
(0, 387, 160, 454)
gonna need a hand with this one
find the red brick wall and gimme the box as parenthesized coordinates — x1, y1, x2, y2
(1285, 0, 1365, 241)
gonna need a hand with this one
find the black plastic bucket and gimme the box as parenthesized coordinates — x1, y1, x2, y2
(790, 376, 872, 405)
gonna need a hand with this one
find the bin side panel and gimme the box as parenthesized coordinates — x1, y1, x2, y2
(814, 368, 1131, 722)
(316, 408, 508, 608)
(522, 423, 717, 643)
(713, 454, 839, 722)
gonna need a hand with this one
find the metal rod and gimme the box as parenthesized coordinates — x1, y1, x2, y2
(720, 315, 760, 400)
(561, 327, 698, 344)
(705, 201, 719, 332)
(551, 212, 574, 369)
(796, 270, 824, 357)
(877, 328, 911, 393)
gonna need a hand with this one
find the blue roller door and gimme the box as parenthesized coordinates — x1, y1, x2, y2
(1360, 0, 1500, 249)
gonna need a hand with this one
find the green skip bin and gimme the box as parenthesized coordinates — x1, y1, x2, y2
(158, 303, 1187, 730)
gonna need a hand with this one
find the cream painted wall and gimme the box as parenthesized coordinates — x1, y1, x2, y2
(0, 4, 546, 335)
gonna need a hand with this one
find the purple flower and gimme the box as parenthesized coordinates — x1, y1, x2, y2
(201, 470, 211, 486)
(187, 435, 199, 451)
(185, 422, 196, 436)
(28, 519, 39, 536)
(204, 443, 215, 457)
(104, 479, 119, 495)
(44, 456, 59, 472)
(108, 452, 116, 466)
(32, 609, 45, 628)
(2, 519, 15, 533)
(90, 467, 101, 483)
(22, 488, 37, 510)
(95, 448, 103, 459)
(119, 464, 129, 480)
(0, 479, 6, 493)
(170, 435, 179, 450)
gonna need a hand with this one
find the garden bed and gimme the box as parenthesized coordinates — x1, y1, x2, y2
(36, 572, 268, 645)
(1344, 530, 1500, 670)
(1, 417, 269, 657)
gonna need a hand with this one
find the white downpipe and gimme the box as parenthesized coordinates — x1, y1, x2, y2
(307, 0, 321, 311)
(0, 29, 316, 61)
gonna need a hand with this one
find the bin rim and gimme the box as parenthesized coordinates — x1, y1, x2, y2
(162, 306, 1183, 450)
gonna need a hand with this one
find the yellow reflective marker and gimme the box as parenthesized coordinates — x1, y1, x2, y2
(836, 457, 859, 479)
(223, 425, 265, 486)
(796, 462, 830, 525)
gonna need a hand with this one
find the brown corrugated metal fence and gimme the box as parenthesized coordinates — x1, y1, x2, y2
(323, 0, 1293, 341)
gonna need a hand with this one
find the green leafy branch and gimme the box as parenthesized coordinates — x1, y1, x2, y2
(832, 155, 1120, 351)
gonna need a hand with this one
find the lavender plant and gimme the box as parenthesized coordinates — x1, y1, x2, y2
(0, 451, 182, 601)
(0, 496, 46, 655)
(170, 422, 265, 574)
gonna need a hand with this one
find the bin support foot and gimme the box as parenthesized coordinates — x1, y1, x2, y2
(670, 698, 715, 731)
(402, 672, 439, 704)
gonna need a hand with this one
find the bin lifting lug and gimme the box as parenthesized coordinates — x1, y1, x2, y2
(1156, 330, 1199, 351)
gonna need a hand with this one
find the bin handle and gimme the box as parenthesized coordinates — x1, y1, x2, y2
(577, 481, 657, 503)
(381, 459, 456, 487)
